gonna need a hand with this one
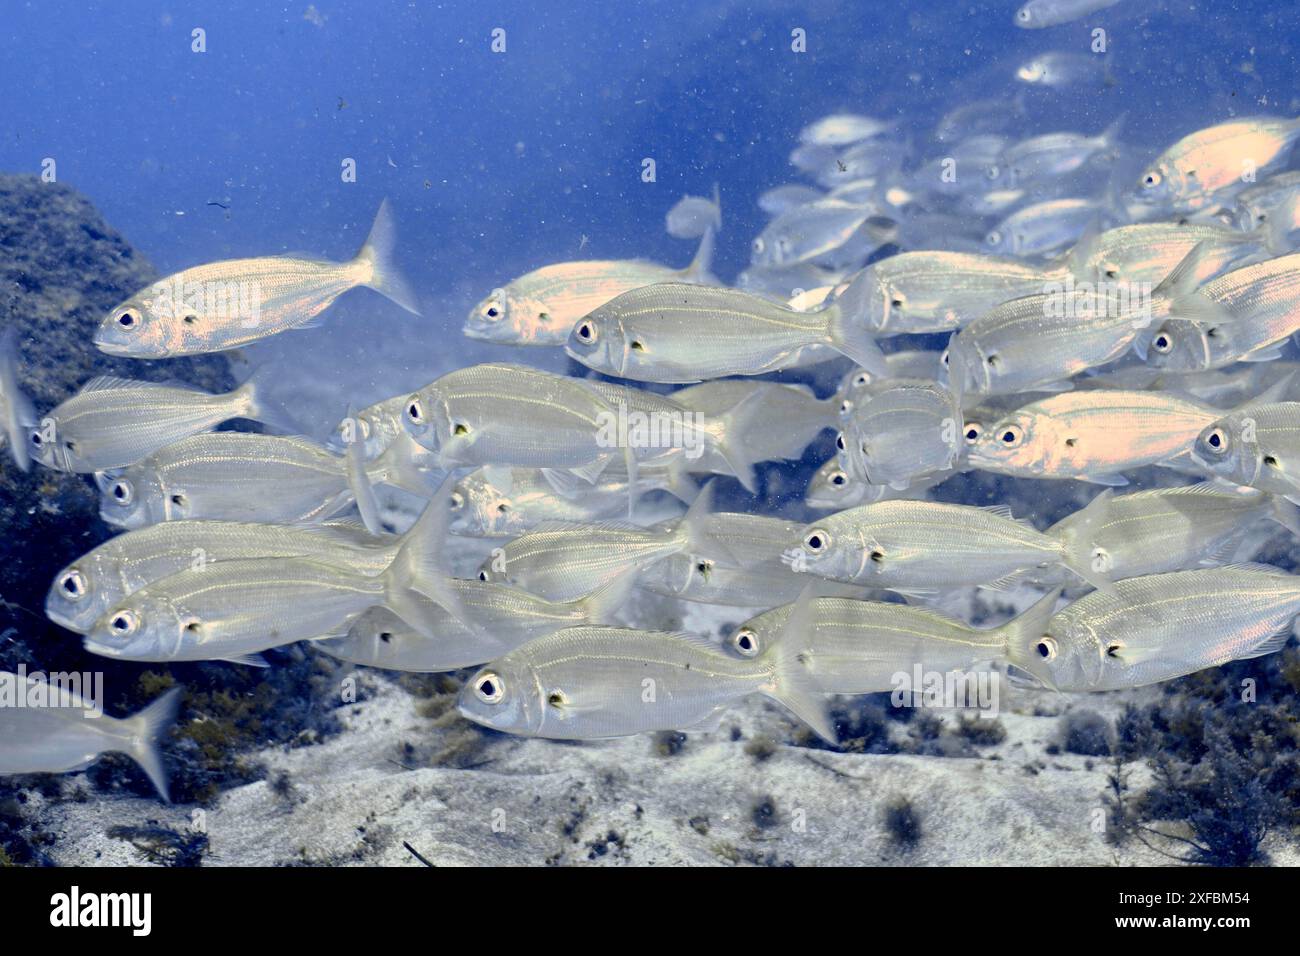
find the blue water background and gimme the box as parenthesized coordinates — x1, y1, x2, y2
(2, 0, 1298, 429)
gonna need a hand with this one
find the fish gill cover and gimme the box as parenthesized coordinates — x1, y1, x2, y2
(0, 0, 1297, 869)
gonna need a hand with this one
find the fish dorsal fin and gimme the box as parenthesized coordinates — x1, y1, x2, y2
(540, 467, 585, 499)
(529, 519, 646, 536)
(79, 375, 170, 394)
(1217, 561, 1293, 577)
(979, 504, 1017, 520)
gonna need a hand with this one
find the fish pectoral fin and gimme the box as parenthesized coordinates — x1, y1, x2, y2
(979, 569, 1028, 592)
(219, 653, 270, 667)
(681, 706, 728, 734)
(1080, 473, 1130, 487)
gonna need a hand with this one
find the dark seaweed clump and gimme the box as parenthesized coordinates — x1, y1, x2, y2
(1104, 649, 1300, 866)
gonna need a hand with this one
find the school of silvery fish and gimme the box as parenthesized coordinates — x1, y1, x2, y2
(7, 33, 1300, 799)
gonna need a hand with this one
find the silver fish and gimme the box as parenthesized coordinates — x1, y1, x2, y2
(1192, 401, 1300, 501)
(457, 623, 833, 741)
(988, 121, 1122, 189)
(1007, 564, 1300, 691)
(1015, 0, 1120, 29)
(839, 379, 962, 488)
(758, 184, 826, 217)
(476, 487, 721, 602)
(316, 574, 632, 672)
(94, 200, 419, 357)
(1138, 116, 1300, 212)
(464, 195, 719, 345)
(751, 199, 891, 269)
(734, 588, 1060, 694)
(0, 327, 36, 472)
(45, 518, 396, 635)
(1014, 51, 1113, 88)
(0, 675, 181, 801)
(98, 433, 376, 530)
(28, 374, 292, 474)
(565, 282, 887, 382)
(1235, 170, 1300, 235)
(790, 499, 1112, 594)
(83, 500, 457, 664)
(799, 113, 892, 147)
(838, 252, 1067, 335)
(967, 388, 1240, 486)
(985, 198, 1103, 257)
(1067, 220, 1270, 287)
(639, 553, 864, 607)
(1146, 252, 1300, 371)
(1042, 484, 1300, 583)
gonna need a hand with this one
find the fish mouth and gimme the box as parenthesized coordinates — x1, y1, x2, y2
(44, 606, 91, 634)
(82, 637, 125, 659)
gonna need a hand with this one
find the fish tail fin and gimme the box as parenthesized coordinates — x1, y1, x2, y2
(672, 185, 722, 283)
(0, 326, 34, 472)
(235, 365, 300, 434)
(122, 686, 183, 803)
(664, 457, 700, 505)
(576, 568, 637, 624)
(355, 198, 421, 316)
(1268, 494, 1300, 538)
(708, 388, 768, 494)
(761, 586, 836, 744)
(1235, 369, 1299, 411)
(386, 488, 467, 627)
(995, 588, 1062, 673)
(1056, 488, 1119, 594)
(826, 302, 889, 378)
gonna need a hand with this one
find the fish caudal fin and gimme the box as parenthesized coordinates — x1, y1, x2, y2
(763, 587, 836, 744)
(355, 199, 421, 316)
(825, 301, 888, 378)
(235, 365, 300, 435)
(576, 568, 638, 624)
(387, 486, 468, 629)
(121, 686, 183, 803)
(994, 587, 1062, 664)
(709, 387, 768, 494)
(1056, 488, 1120, 594)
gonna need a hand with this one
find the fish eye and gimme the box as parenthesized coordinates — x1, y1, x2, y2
(404, 396, 424, 425)
(752, 238, 765, 254)
(986, 230, 1001, 246)
(29, 429, 43, 446)
(449, 492, 464, 510)
(731, 627, 760, 658)
(574, 321, 598, 344)
(999, 424, 1024, 447)
(115, 308, 141, 330)
(110, 480, 134, 505)
(964, 423, 983, 444)
(852, 372, 870, 387)
(985, 165, 1000, 181)
(1035, 636, 1058, 661)
(803, 528, 830, 554)
(839, 399, 853, 415)
(1203, 427, 1229, 455)
(474, 672, 504, 704)
(1016, 8, 1031, 22)
(835, 432, 846, 451)
(59, 569, 88, 600)
(108, 609, 139, 636)
(830, 470, 847, 486)
(1142, 170, 1162, 189)
(482, 299, 503, 320)
(1152, 332, 1173, 353)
